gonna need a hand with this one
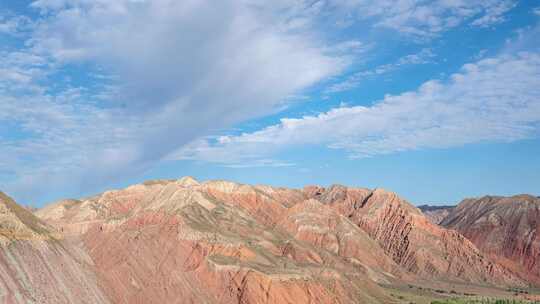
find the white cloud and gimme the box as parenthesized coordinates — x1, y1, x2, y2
(0, 14, 33, 36)
(325, 48, 436, 93)
(397, 48, 436, 65)
(469, 1, 516, 27)
(1, 0, 348, 202)
(0, 0, 528, 202)
(331, 0, 516, 38)
(29, 0, 348, 110)
(174, 52, 540, 164)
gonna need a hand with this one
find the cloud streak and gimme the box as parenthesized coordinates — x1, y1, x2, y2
(333, 0, 517, 38)
(325, 48, 436, 94)
(0, 0, 348, 202)
(0, 0, 527, 202)
(175, 52, 540, 165)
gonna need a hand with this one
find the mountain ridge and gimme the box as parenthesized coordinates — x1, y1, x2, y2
(1, 178, 536, 303)
(417, 204, 455, 224)
(441, 194, 540, 285)
(0, 191, 109, 303)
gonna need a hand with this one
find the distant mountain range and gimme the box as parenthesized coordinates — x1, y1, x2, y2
(417, 204, 455, 224)
(0, 178, 538, 303)
(441, 195, 540, 286)
(419, 195, 540, 286)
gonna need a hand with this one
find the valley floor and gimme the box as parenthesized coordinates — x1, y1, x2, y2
(384, 283, 540, 304)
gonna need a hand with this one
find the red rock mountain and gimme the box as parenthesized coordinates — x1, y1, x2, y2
(441, 195, 540, 285)
(305, 185, 521, 285)
(1, 178, 531, 303)
(36, 179, 402, 303)
(0, 191, 108, 304)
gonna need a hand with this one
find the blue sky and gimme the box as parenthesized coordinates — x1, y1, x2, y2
(1, 0, 539, 206)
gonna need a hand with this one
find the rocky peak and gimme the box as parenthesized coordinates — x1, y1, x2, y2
(308, 186, 524, 286)
(302, 185, 325, 198)
(0, 191, 53, 242)
(441, 194, 540, 284)
(35, 199, 82, 221)
(177, 176, 200, 187)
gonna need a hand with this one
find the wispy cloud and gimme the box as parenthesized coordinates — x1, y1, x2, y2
(0, 14, 33, 36)
(325, 48, 436, 94)
(174, 52, 540, 163)
(247, 0, 517, 39)
(338, 0, 517, 38)
(0, 0, 528, 203)
(0, 0, 349, 202)
(243, 1, 518, 39)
